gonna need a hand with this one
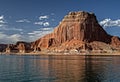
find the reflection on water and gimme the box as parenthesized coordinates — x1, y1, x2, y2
(0, 55, 120, 82)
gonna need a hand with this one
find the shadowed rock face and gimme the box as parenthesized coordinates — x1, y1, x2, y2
(0, 44, 7, 52)
(31, 11, 119, 51)
(111, 36, 120, 48)
(15, 41, 33, 52)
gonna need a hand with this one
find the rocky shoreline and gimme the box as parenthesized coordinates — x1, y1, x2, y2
(1, 50, 120, 56)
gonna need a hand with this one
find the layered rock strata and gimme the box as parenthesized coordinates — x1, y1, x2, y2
(32, 11, 119, 52)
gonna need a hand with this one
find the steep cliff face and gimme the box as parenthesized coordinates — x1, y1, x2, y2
(31, 11, 116, 51)
(31, 33, 57, 49)
(53, 11, 111, 43)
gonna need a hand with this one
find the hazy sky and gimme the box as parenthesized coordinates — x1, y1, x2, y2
(0, 0, 120, 43)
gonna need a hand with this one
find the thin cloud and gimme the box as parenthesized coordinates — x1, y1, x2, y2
(41, 27, 53, 31)
(0, 15, 4, 20)
(0, 20, 5, 24)
(0, 26, 23, 31)
(0, 27, 23, 31)
(0, 15, 6, 24)
(100, 18, 120, 28)
(34, 22, 43, 25)
(28, 27, 53, 41)
(0, 33, 22, 44)
(28, 27, 53, 35)
(39, 15, 48, 20)
(43, 22, 49, 27)
(35, 15, 50, 27)
(0, 27, 54, 43)
(0, 15, 7, 29)
(0, 24, 6, 27)
(34, 21, 50, 27)
(16, 19, 30, 23)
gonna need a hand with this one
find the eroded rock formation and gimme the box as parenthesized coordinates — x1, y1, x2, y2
(16, 41, 32, 53)
(111, 36, 120, 48)
(32, 11, 117, 52)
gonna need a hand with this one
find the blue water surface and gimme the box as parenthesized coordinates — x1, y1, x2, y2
(0, 55, 120, 82)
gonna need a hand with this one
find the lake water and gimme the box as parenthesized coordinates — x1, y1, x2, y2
(0, 55, 120, 82)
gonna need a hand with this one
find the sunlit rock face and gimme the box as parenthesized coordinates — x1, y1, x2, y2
(53, 11, 111, 43)
(31, 11, 120, 51)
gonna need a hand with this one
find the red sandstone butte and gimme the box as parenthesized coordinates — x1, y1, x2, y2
(31, 11, 120, 51)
